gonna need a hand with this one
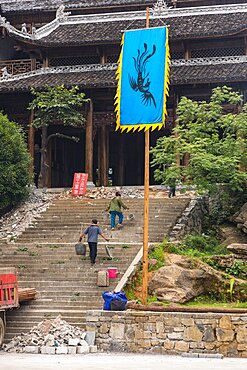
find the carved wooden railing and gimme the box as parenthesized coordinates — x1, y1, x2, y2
(0, 59, 43, 75)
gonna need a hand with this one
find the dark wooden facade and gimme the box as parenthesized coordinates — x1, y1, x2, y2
(1, 0, 247, 187)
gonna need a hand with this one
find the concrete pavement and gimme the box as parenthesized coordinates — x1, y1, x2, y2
(0, 353, 246, 370)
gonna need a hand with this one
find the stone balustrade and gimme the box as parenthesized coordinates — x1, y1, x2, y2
(85, 310, 247, 357)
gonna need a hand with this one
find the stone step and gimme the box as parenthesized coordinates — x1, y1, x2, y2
(1, 196, 190, 342)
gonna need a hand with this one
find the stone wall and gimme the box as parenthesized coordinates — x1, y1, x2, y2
(85, 310, 247, 357)
(169, 196, 208, 240)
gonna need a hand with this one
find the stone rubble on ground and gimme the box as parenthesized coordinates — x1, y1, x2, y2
(0, 188, 58, 241)
(2, 315, 97, 355)
(63, 185, 194, 200)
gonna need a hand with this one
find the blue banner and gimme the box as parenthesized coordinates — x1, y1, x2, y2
(115, 27, 170, 132)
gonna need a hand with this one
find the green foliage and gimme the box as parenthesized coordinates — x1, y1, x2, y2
(124, 288, 139, 302)
(148, 244, 165, 271)
(226, 260, 247, 278)
(162, 235, 227, 258)
(184, 295, 247, 308)
(151, 86, 247, 194)
(183, 234, 227, 254)
(29, 85, 89, 128)
(226, 278, 235, 301)
(0, 112, 31, 212)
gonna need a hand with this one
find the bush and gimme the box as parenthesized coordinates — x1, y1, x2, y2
(0, 113, 31, 213)
(162, 234, 227, 257)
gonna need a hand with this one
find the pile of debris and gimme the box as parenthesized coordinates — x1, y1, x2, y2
(64, 185, 194, 200)
(2, 315, 97, 355)
(63, 186, 145, 199)
(0, 188, 58, 241)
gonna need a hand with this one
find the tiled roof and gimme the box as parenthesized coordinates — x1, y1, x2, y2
(3, 4, 247, 46)
(0, 0, 152, 13)
(1, 59, 247, 93)
(33, 13, 247, 46)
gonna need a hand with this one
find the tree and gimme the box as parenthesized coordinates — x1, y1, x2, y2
(28, 85, 89, 187)
(151, 86, 247, 194)
(0, 112, 31, 214)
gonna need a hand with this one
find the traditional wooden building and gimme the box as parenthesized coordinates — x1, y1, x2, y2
(1, 0, 247, 187)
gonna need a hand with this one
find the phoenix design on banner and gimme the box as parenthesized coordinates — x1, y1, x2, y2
(128, 43, 157, 108)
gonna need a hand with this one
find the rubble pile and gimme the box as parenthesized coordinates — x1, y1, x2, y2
(0, 188, 58, 241)
(3, 315, 97, 355)
(62, 186, 145, 199)
(64, 185, 194, 200)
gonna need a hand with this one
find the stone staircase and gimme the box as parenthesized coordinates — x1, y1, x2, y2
(0, 196, 190, 341)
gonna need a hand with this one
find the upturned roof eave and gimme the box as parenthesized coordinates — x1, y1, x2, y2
(2, 4, 247, 46)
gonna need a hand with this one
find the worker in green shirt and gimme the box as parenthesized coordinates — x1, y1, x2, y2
(106, 192, 128, 230)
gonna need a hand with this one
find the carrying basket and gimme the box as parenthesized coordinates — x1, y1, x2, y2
(74, 242, 86, 256)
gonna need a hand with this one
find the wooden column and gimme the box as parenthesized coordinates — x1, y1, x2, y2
(99, 126, 108, 186)
(117, 135, 125, 185)
(244, 36, 247, 56)
(85, 100, 93, 181)
(184, 42, 190, 60)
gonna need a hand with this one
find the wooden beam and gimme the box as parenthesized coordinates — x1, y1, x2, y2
(98, 126, 109, 187)
(117, 134, 125, 185)
(85, 100, 93, 181)
(99, 126, 108, 186)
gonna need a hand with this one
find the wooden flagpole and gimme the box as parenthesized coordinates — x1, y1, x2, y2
(142, 7, 150, 305)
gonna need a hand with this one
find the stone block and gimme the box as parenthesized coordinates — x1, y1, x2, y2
(181, 353, 199, 358)
(99, 322, 108, 334)
(56, 346, 68, 354)
(173, 327, 184, 332)
(216, 328, 235, 342)
(156, 321, 164, 334)
(184, 326, 203, 342)
(219, 316, 233, 330)
(143, 331, 152, 339)
(109, 323, 125, 340)
(237, 343, 247, 351)
(79, 339, 89, 346)
(167, 332, 182, 340)
(204, 342, 216, 350)
(163, 340, 175, 350)
(189, 342, 205, 349)
(181, 318, 194, 326)
(41, 346, 56, 355)
(199, 353, 223, 359)
(89, 345, 98, 353)
(137, 339, 151, 349)
(218, 342, 238, 357)
(77, 346, 90, 354)
(236, 326, 247, 343)
(68, 338, 80, 346)
(68, 346, 77, 355)
(25, 346, 40, 354)
(203, 327, 215, 342)
(85, 331, 96, 345)
(174, 341, 189, 352)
